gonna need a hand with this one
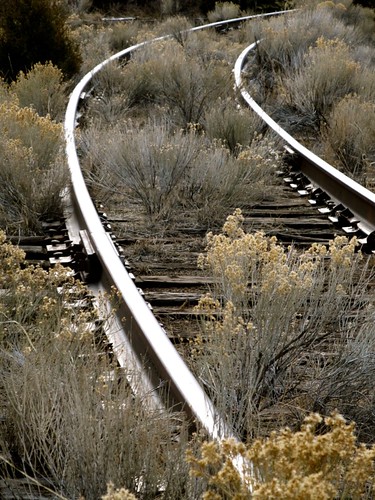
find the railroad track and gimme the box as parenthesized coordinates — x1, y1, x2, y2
(106, 185, 348, 344)
(64, 13, 271, 442)
(4, 9, 372, 498)
(234, 40, 375, 246)
(65, 8, 375, 438)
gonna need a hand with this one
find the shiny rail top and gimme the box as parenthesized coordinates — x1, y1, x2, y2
(234, 43, 375, 236)
(64, 13, 302, 488)
(65, 14, 283, 441)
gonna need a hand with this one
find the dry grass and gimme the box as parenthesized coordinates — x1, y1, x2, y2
(203, 97, 263, 154)
(10, 62, 69, 122)
(2, 337, 192, 499)
(80, 119, 278, 226)
(108, 20, 142, 53)
(154, 46, 232, 127)
(280, 37, 359, 131)
(87, 61, 136, 124)
(184, 136, 278, 226)
(84, 30, 240, 128)
(322, 94, 375, 182)
(247, 7, 358, 79)
(0, 233, 196, 499)
(241, 4, 375, 181)
(0, 67, 68, 233)
(1, 3, 373, 496)
(79, 26, 278, 228)
(154, 15, 193, 45)
(70, 22, 116, 75)
(207, 2, 241, 23)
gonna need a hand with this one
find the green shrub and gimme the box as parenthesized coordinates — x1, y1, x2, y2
(0, 0, 81, 82)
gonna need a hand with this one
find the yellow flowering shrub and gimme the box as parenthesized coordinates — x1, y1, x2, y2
(0, 230, 96, 349)
(0, 99, 67, 232)
(317, 1, 347, 11)
(101, 483, 138, 500)
(10, 61, 68, 121)
(193, 210, 371, 437)
(197, 208, 359, 311)
(0, 99, 62, 166)
(187, 412, 375, 499)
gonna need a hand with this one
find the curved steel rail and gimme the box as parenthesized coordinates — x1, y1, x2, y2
(65, 56, 222, 439)
(65, 13, 293, 441)
(65, 12, 307, 450)
(234, 43, 375, 238)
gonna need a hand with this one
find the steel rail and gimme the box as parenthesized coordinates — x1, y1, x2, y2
(65, 57, 225, 441)
(234, 43, 375, 238)
(64, 13, 302, 476)
(63, 12, 303, 490)
(65, 14, 280, 441)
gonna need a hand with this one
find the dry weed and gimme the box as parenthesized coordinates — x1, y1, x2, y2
(281, 37, 359, 130)
(0, 100, 66, 233)
(207, 2, 241, 23)
(187, 412, 375, 499)
(108, 20, 141, 53)
(323, 94, 375, 182)
(10, 62, 68, 121)
(191, 210, 374, 437)
(80, 120, 278, 226)
(203, 98, 263, 154)
(0, 233, 193, 499)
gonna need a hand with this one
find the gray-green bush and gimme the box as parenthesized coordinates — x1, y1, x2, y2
(80, 119, 278, 226)
(10, 62, 68, 122)
(207, 1, 241, 23)
(203, 97, 262, 154)
(323, 94, 375, 182)
(3, 338, 192, 499)
(156, 53, 231, 127)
